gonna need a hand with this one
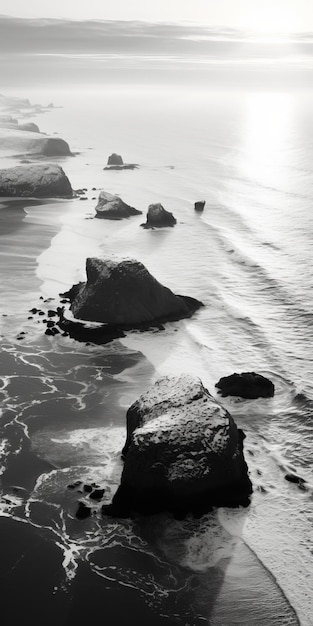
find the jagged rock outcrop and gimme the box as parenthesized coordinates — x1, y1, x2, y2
(95, 191, 142, 220)
(0, 164, 73, 198)
(69, 257, 203, 326)
(194, 200, 206, 212)
(141, 203, 177, 229)
(215, 372, 275, 399)
(0, 128, 71, 156)
(105, 375, 252, 516)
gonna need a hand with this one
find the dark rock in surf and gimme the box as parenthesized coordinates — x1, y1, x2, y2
(89, 488, 105, 501)
(103, 164, 139, 170)
(67, 257, 203, 327)
(285, 473, 307, 489)
(103, 153, 139, 170)
(75, 502, 91, 520)
(140, 203, 177, 229)
(215, 372, 275, 399)
(107, 375, 252, 517)
(53, 305, 124, 345)
(107, 153, 123, 166)
(194, 200, 206, 212)
(95, 191, 142, 220)
(67, 480, 82, 490)
(0, 164, 73, 198)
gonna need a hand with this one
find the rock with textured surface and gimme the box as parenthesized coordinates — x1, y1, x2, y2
(0, 127, 71, 156)
(108, 375, 252, 516)
(141, 203, 177, 229)
(95, 191, 142, 220)
(69, 257, 203, 326)
(0, 164, 73, 198)
(215, 372, 275, 399)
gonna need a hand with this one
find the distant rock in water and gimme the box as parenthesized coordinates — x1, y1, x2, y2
(95, 191, 142, 220)
(140, 203, 177, 229)
(284, 473, 307, 490)
(0, 164, 73, 198)
(69, 257, 203, 326)
(104, 152, 139, 171)
(0, 128, 71, 156)
(215, 372, 275, 399)
(105, 375, 252, 516)
(0, 94, 30, 110)
(107, 153, 123, 166)
(103, 164, 139, 170)
(0, 121, 40, 133)
(194, 200, 206, 212)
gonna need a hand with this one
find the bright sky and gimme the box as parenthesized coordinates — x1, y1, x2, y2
(1, 0, 312, 33)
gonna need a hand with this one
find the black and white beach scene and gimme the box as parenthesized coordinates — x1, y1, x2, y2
(0, 1, 312, 624)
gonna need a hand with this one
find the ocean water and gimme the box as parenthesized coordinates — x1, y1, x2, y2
(0, 86, 313, 625)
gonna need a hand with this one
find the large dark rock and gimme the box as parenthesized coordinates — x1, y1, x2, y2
(107, 153, 123, 166)
(95, 191, 142, 220)
(107, 375, 252, 516)
(0, 128, 71, 156)
(54, 305, 125, 344)
(215, 372, 275, 399)
(141, 203, 177, 229)
(0, 164, 73, 198)
(194, 200, 206, 212)
(69, 257, 203, 327)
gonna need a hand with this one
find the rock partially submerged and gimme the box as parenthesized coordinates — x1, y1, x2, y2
(141, 203, 177, 229)
(194, 200, 206, 212)
(107, 153, 123, 166)
(0, 164, 73, 198)
(215, 372, 275, 399)
(55, 305, 125, 344)
(105, 375, 252, 516)
(68, 257, 203, 327)
(95, 191, 142, 220)
(103, 153, 139, 170)
(0, 128, 71, 156)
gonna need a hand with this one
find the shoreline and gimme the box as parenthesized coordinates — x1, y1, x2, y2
(0, 91, 307, 625)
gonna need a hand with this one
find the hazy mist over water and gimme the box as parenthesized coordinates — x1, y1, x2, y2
(2, 15, 313, 90)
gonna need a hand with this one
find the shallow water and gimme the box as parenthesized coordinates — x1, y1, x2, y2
(1, 87, 312, 624)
